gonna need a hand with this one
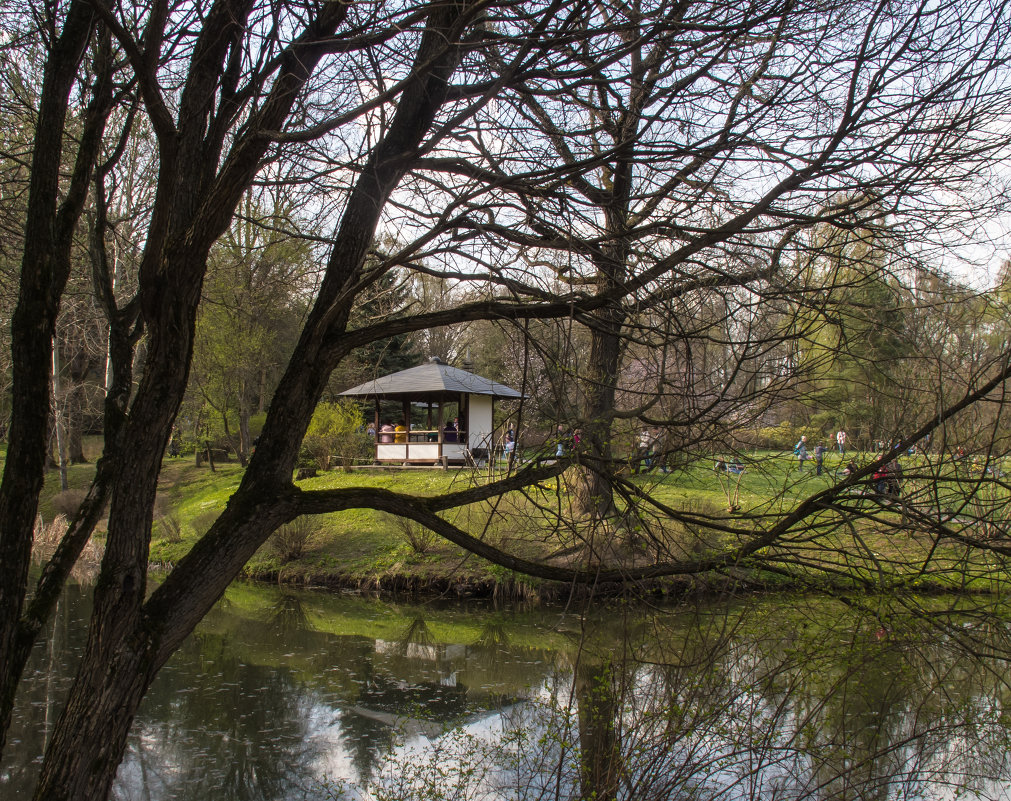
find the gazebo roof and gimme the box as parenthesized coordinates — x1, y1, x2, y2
(339, 361, 523, 401)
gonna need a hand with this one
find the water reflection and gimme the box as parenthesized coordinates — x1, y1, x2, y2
(5, 585, 1011, 801)
(125, 633, 321, 800)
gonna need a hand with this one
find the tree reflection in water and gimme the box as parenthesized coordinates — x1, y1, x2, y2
(7, 583, 1011, 801)
(267, 593, 312, 635)
(477, 598, 1011, 801)
(120, 632, 322, 801)
(346, 601, 1011, 801)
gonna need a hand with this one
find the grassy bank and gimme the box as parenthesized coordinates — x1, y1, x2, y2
(30, 446, 1010, 600)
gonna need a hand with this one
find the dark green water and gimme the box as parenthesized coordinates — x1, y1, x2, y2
(5, 581, 1011, 800)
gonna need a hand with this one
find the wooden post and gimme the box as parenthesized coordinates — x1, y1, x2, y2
(402, 399, 410, 460)
(437, 401, 444, 446)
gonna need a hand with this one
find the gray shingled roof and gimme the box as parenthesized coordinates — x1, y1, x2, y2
(340, 362, 523, 400)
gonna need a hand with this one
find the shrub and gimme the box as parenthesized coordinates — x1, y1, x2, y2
(151, 494, 184, 543)
(32, 514, 104, 582)
(52, 489, 87, 518)
(742, 421, 822, 450)
(303, 401, 370, 471)
(158, 514, 184, 543)
(337, 430, 374, 471)
(383, 512, 439, 555)
(33, 514, 68, 562)
(269, 515, 322, 562)
(189, 509, 221, 537)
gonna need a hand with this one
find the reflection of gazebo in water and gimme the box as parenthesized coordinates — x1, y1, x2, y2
(340, 358, 522, 465)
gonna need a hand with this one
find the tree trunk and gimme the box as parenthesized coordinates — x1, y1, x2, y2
(29, 5, 475, 797)
(67, 408, 87, 464)
(238, 399, 251, 467)
(576, 655, 622, 801)
(0, 1, 97, 758)
(67, 349, 97, 464)
(575, 309, 624, 519)
(32, 250, 208, 798)
(574, 209, 630, 521)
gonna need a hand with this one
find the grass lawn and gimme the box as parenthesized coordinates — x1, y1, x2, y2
(25, 443, 1011, 596)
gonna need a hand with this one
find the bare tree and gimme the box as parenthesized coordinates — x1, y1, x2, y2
(410, 0, 1011, 521)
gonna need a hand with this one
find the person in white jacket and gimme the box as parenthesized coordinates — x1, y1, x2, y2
(795, 436, 808, 470)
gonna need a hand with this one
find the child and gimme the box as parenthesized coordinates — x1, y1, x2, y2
(814, 442, 826, 475)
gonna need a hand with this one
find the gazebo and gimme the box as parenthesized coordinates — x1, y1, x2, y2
(340, 359, 523, 465)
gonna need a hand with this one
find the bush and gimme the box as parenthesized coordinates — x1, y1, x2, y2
(337, 430, 374, 471)
(383, 512, 439, 555)
(742, 421, 822, 450)
(269, 516, 322, 562)
(303, 401, 370, 471)
(189, 509, 221, 538)
(32, 514, 104, 582)
(157, 514, 184, 543)
(52, 489, 87, 518)
(150, 493, 182, 543)
(33, 514, 68, 561)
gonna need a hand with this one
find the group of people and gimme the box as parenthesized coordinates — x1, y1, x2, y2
(632, 427, 671, 474)
(553, 424, 581, 457)
(364, 418, 524, 462)
(794, 429, 905, 498)
(714, 458, 745, 475)
(367, 419, 459, 444)
(794, 429, 849, 476)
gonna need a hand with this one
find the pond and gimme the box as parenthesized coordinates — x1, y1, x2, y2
(4, 580, 1011, 800)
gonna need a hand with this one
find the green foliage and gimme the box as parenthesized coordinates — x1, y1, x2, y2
(742, 421, 822, 450)
(795, 218, 918, 442)
(68, 445, 1011, 596)
(303, 401, 371, 471)
(186, 194, 314, 458)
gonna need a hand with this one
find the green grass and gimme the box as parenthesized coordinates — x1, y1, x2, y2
(25, 443, 1011, 596)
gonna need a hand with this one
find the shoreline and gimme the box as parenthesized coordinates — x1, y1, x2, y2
(230, 562, 970, 605)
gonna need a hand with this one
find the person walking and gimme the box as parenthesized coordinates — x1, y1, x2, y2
(814, 442, 826, 476)
(836, 429, 847, 455)
(554, 424, 567, 458)
(633, 427, 653, 474)
(503, 426, 516, 466)
(794, 435, 808, 471)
